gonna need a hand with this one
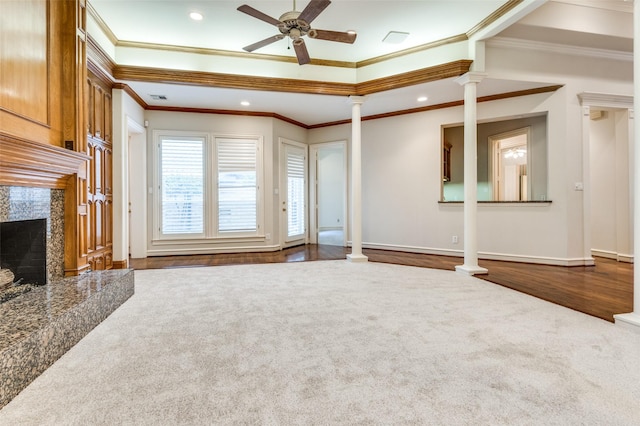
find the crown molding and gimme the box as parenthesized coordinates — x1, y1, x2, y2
(113, 65, 355, 96)
(87, 35, 116, 82)
(145, 105, 309, 129)
(355, 60, 472, 95)
(466, 0, 524, 38)
(86, 1, 118, 45)
(577, 92, 633, 109)
(356, 34, 468, 68)
(116, 40, 357, 69)
(112, 83, 148, 110)
(488, 36, 633, 62)
(309, 84, 563, 129)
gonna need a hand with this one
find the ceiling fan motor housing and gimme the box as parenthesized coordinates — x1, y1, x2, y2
(278, 11, 311, 38)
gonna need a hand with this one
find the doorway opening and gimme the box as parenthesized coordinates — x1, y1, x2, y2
(310, 141, 347, 246)
(490, 127, 530, 201)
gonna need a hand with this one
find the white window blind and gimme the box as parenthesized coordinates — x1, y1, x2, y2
(160, 138, 204, 235)
(217, 138, 258, 232)
(287, 150, 305, 237)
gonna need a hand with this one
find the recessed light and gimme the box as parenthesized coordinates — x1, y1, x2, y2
(189, 11, 203, 21)
(241, 101, 250, 106)
(417, 96, 428, 102)
(382, 31, 409, 44)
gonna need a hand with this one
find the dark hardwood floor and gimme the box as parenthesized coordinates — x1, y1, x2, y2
(129, 245, 633, 323)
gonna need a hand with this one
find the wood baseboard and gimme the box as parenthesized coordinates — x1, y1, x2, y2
(112, 259, 129, 269)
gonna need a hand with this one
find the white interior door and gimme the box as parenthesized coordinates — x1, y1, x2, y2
(281, 140, 307, 247)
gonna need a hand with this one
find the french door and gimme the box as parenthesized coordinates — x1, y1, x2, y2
(281, 139, 307, 247)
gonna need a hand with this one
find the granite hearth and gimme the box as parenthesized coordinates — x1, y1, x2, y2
(0, 269, 134, 408)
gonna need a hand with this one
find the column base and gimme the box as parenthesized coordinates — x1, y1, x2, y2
(347, 253, 369, 263)
(455, 264, 488, 276)
(614, 313, 640, 333)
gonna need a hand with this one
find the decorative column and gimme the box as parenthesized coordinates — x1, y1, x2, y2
(454, 72, 488, 276)
(347, 96, 368, 262)
(613, 0, 640, 332)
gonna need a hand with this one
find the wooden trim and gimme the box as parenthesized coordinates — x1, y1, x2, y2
(145, 105, 310, 129)
(87, 35, 115, 83)
(355, 60, 472, 95)
(86, 1, 118, 45)
(356, 34, 468, 68)
(466, 0, 524, 38)
(117, 40, 357, 69)
(114, 65, 356, 96)
(477, 85, 564, 103)
(113, 83, 148, 109)
(113, 60, 472, 98)
(309, 85, 563, 129)
(0, 133, 90, 188)
(112, 259, 129, 269)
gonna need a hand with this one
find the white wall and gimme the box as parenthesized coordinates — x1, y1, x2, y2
(590, 109, 633, 261)
(112, 89, 145, 264)
(309, 86, 604, 265)
(318, 147, 345, 229)
(590, 111, 617, 255)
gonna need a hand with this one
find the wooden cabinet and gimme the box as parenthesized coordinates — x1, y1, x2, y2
(86, 73, 113, 271)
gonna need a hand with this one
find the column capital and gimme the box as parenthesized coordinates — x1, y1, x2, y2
(349, 95, 366, 105)
(455, 72, 488, 86)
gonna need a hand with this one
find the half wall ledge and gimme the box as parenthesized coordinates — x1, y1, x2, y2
(0, 269, 134, 408)
(614, 313, 640, 334)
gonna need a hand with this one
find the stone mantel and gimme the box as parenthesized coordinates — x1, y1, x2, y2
(0, 134, 90, 189)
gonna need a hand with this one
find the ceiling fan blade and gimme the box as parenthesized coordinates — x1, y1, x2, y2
(237, 4, 282, 27)
(243, 34, 285, 52)
(297, 0, 331, 24)
(293, 40, 311, 65)
(309, 29, 357, 44)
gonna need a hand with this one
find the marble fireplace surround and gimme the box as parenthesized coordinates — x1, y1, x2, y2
(0, 136, 135, 408)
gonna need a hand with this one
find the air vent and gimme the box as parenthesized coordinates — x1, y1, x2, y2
(382, 31, 409, 44)
(150, 95, 168, 101)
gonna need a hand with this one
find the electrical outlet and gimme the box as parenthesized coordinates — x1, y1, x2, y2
(452, 235, 459, 244)
(265, 233, 271, 241)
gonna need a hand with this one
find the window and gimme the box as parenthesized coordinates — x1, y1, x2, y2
(154, 132, 263, 242)
(217, 138, 258, 233)
(159, 136, 204, 235)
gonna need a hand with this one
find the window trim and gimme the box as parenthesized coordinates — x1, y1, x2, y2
(152, 130, 264, 244)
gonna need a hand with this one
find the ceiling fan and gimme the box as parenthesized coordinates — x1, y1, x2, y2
(237, 0, 357, 65)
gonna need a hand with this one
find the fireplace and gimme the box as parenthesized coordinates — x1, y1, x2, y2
(0, 186, 65, 284)
(0, 218, 47, 287)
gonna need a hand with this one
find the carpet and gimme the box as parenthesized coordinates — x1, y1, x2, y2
(0, 260, 639, 425)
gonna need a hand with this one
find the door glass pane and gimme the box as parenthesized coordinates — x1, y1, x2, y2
(287, 148, 305, 238)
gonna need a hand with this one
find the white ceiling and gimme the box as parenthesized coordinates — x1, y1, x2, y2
(90, 0, 510, 62)
(88, 0, 633, 127)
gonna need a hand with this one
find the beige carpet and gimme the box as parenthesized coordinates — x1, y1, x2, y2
(1, 260, 639, 425)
